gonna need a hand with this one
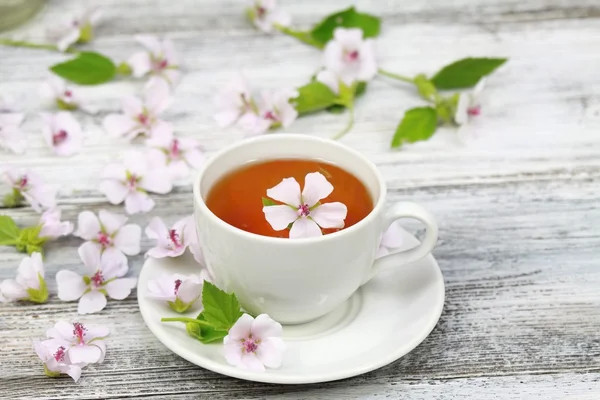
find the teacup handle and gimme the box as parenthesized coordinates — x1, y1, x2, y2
(361, 202, 439, 285)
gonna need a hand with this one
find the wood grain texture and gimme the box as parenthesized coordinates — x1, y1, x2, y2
(1, 0, 600, 398)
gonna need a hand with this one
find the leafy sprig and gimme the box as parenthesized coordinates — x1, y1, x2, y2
(0, 215, 48, 255)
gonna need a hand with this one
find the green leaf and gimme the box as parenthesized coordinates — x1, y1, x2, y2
(26, 273, 48, 303)
(391, 107, 438, 148)
(201, 281, 244, 330)
(413, 74, 438, 102)
(0, 215, 20, 245)
(292, 81, 338, 115)
(431, 57, 507, 90)
(310, 7, 381, 48)
(195, 312, 229, 344)
(50, 51, 117, 85)
(262, 197, 278, 206)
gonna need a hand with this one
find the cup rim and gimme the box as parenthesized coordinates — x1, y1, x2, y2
(193, 134, 387, 244)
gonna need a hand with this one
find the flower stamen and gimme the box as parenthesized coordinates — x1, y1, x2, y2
(467, 105, 481, 116)
(168, 229, 182, 248)
(173, 279, 182, 295)
(72, 322, 87, 344)
(90, 270, 104, 287)
(297, 204, 310, 217)
(242, 338, 258, 353)
(52, 130, 68, 146)
(170, 139, 180, 158)
(97, 232, 112, 247)
(53, 346, 66, 362)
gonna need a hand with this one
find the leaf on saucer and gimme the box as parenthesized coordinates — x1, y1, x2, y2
(194, 312, 229, 344)
(201, 281, 244, 330)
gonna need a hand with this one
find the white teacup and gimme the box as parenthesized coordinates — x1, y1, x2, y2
(193, 134, 438, 324)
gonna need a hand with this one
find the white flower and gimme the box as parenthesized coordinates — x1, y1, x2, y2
(147, 271, 211, 313)
(98, 150, 172, 215)
(238, 88, 299, 135)
(1, 168, 56, 212)
(455, 78, 485, 126)
(376, 221, 404, 258)
(40, 112, 83, 156)
(214, 72, 257, 128)
(33, 338, 84, 382)
(0, 112, 26, 154)
(102, 79, 172, 141)
(45, 320, 109, 364)
(224, 314, 285, 372)
(127, 35, 182, 87)
(262, 172, 348, 238)
(0, 253, 47, 303)
(39, 208, 73, 239)
(246, 0, 291, 33)
(56, 245, 137, 314)
(145, 124, 205, 179)
(46, 6, 103, 52)
(323, 28, 377, 86)
(74, 210, 141, 267)
(145, 215, 196, 258)
(39, 76, 83, 111)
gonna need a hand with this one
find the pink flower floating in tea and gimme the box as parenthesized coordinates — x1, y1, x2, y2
(223, 313, 285, 372)
(56, 244, 137, 314)
(262, 172, 348, 238)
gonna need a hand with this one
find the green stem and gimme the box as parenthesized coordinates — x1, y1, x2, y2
(161, 317, 214, 327)
(378, 68, 414, 84)
(332, 103, 355, 140)
(0, 38, 77, 53)
(273, 24, 322, 48)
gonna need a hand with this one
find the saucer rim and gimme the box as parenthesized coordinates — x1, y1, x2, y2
(137, 235, 445, 384)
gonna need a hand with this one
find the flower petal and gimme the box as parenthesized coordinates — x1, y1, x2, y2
(145, 216, 169, 242)
(56, 270, 87, 301)
(228, 313, 254, 341)
(240, 352, 265, 372)
(301, 172, 333, 207)
(102, 114, 137, 138)
(262, 205, 298, 231)
(98, 210, 127, 234)
(289, 217, 322, 239)
(57, 29, 80, 52)
(177, 278, 202, 304)
(68, 344, 102, 364)
(255, 337, 285, 368)
(104, 278, 136, 300)
(127, 52, 152, 78)
(237, 112, 271, 135)
(99, 180, 128, 205)
(454, 92, 470, 125)
(223, 336, 242, 366)
(140, 168, 172, 194)
(251, 314, 282, 339)
(100, 247, 128, 272)
(65, 365, 82, 382)
(316, 69, 340, 95)
(74, 211, 100, 239)
(46, 321, 75, 341)
(124, 191, 155, 215)
(266, 177, 300, 207)
(77, 290, 107, 314)
(0, 279, 27, 301)
(84, 326, 110, 341)
(144, 79, 172, 115)
(78, 241, 102, 274)
(113, 224, 141, 255)
(214, 109, 241, 127)
(309, 202, 347, 229)
(135, 34, 162, 55)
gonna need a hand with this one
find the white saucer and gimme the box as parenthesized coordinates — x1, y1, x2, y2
(137, 228, 445, 384)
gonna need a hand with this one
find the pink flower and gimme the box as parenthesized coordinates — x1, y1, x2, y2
(39, 208, 73, 239)
(74, 210, 141, 267)
(1, 168, 56, 212)
(455, 79, 485, 126)
(127, 35, 182, 86)
(246, 0, 291, 33)
(323, 28, 377, 86)
(238, 88, 299, 135)
(376, 221, 404, 258)
(98, 150, 172, 214)
(146, 124, 205, 179)
(214, 72, 257, 128)
(145, 215, 196, 258)
(102, 79, 172, 140)
(0, 252, 47, 303)
(0, 112, 26, 154)
(262, 172, 347, 238)
(45, 320, 109, 364)
(56, 245, 137, 314)
(40, 112, 83, 156)
(223, 314, 285, 372)
(39, 76, 83, 111)
(33, 338, 85, 382)
(46, 6, 103, 52)
(147, 270, 211, 313)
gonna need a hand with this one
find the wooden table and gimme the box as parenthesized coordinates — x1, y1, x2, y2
(1, 0, 599, 398)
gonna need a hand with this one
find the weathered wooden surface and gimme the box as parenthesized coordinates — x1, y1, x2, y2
(1, 0, 599, 398)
